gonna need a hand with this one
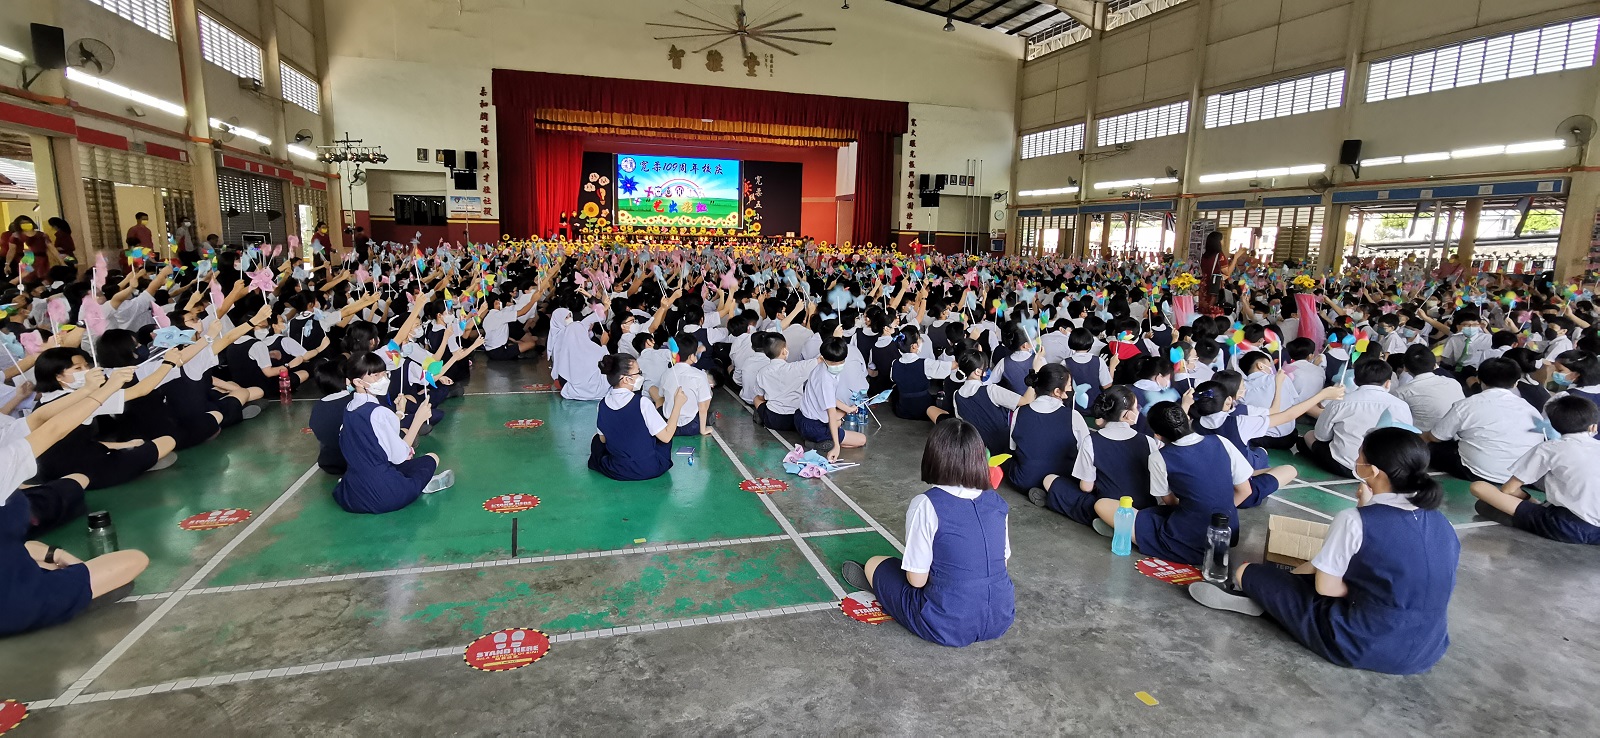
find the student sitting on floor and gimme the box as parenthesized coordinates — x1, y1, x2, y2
(797, 337, 867, 462)
(1283, 338, 1328, 416)
(839, 418, 1014, 648)
(1092, 401, 1251, 566)
(1424, 357, 1544, 484)
(1235, 351, 1305, 450)
(887, 326, 951, 422)
(1, 368, 149, 637)
(31, 346, 186, 489)
(990, 324, 1036, 395)
(308, 360, 350, 475)
(1007, 364, 1090, 495)
(1503, 347, 1553, 412)
(945, 350, 1038, 455)
(1031, 386, 1158, 525)
(1470, 395, 1600, 545)
(1550, 351, 1600, 437)
(656, 332, 714, 436)
(1062, 328, 1112, 410)
(1191, 374, 1337, 508)
(753, 335, 812, 430)
(1298, 358, 1412, 478)
(1191, 427, 1459, 676)
(1390, 346, 1463, 435)
(589, 354, 688, 482)
(332, 352, 454, 515)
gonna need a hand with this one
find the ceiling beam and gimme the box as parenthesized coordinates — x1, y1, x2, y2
(946, 0, 986, 19)
(982, 3, 1037, 29)
(1040, 0, 1100, 29)
(1007, 9, 1063, 35)
(915, 0, 944, 9)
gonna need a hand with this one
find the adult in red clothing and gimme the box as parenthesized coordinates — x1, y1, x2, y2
(1196, 230, 1244, 316)
(125, 211, 154, 254)
(45, 217, 75, 262)
(3, 215, 49, 279)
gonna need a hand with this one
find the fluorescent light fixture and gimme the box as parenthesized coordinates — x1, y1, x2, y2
(1255, 167, 1290, 178)
(1505, 139, 1565, 154)
(287, 144, 316, 160)
(1360, 156, 1403, 167)
(65, 68, 186, 117)
(209, 118, 271, 145)
(1288, 164, 1326, 175)
(1197, 174, 1228, 184)
(1450, 145, 1505, 158)
(1018, 186, 1079, 197)
(1094, 177, 1178, 189)
(1196, 164, 1326, 184)
(1403, 152, 1450, 163)
(0, 44, 25, 63)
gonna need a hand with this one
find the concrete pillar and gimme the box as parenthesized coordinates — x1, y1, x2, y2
(309, 0, 345, 248)
(258, 0, 289, 161)
(47, 137, 91, 259)
(1098, 214, 1112, 259)
(1318, 198, 1349, 273)
(1318, 0, 1370, 273)
(1076, 4, 1105, 217)
(1456, 198, 1482, 269)
(1348, 211, 1364, 265)
(1174, 0, 1213, 260)
(173, 0, 224, 245)
(1556, 171, 1599, 284)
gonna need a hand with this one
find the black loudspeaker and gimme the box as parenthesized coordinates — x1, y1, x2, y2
(919, 192, 940, 208)
(1339, 139, 1363, 167)
(918, 174, 931, 191)
(441, 149, 457, 169)
(934, 174, 948, 190)
(464, 151, 478, 170)
(453, 170, 475, 190)
(30, 24, 66, 70)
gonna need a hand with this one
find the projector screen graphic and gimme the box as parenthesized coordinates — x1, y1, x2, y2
(615, 154, 742, 229)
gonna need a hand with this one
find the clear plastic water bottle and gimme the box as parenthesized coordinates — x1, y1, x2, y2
(1202, 512, 1232, 585)
(279, 368, 292, 406)
(1111, 496, 1135, 556)
(87, 510, 118, 557)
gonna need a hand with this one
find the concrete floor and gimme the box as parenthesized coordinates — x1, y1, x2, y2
(4, 358, 1599, 735)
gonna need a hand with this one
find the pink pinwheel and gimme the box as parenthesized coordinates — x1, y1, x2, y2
(209, 277, 226, 309)
(150, 300, 171, 329)
(80, 298, 108, 336)
(46, 297, 69, 326)
(19, 331, 43, 355)
(247, 268, 276, 293)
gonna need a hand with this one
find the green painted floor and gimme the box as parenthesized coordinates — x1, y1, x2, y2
(1263, 448, 1523, 526)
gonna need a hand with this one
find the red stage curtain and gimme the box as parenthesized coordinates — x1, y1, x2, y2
(533, 132, 583, 239)
(497, 104, 537, 238)
(851, 132, 893, 248)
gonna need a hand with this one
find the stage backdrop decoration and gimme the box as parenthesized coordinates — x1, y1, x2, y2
(492, 70, 906, 245)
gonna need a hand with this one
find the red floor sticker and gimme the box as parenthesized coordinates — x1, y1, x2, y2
(464, 628, 551, 672)
(504, 419, 545, 430)
(840, 592, 893, 624)
(0, 700, 25, 735)
(739, 478, 789, 494)
(483, 494, 541, 514)
(178, 508, 253, 531)
(522, 383, 553, 391)
(1135, 557, 1203, 585)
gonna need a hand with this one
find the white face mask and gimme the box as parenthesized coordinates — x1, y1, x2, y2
(410, 326, 425, 341)
(64, 369, 89, 390)
(365, 375, 391, 396)
(254, 327, 270, 340)
(825, 363, 844, 376)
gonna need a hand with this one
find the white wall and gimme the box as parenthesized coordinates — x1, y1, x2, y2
(324, 0, 1024, 213)
(897, 103, 1017, 234)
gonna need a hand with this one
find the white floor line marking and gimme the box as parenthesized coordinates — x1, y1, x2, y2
(463, 390, 558, 396)
(1306, 483, 1358, 502)
(1264, 494, 1335, 520)
(55, 464, 322, 703)
(720, 388, 906, 553)
(1452, 521, 1501, 531)
(116, 528, 877, 603)
(28, 602, 838, 710)
(709, 427, 848, 600)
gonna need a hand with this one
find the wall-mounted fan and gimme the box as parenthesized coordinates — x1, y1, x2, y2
(1308, 175, 1334, 194)
(1557, 114, 1596, 150)
(214, 117, 242, 144)
(68, 38, 115, 76)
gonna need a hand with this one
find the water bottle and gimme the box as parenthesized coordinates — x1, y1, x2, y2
(1111, 496, 1135, 556)
(279, 368, 292, 406)
(87, 511, 119, 557)
(1202, 513, 1232, 585)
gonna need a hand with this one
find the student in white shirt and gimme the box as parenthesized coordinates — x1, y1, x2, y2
(740, 332, 775, 405)
(1038, 319, 1075, 364)
(1300, 358, 1413, 477)
(754, 334, 815, 430)
(655, 332, 714, 436)
(632, 333, 672, 406)
(797, 337, 866, 462)
(1283, 338, 1328, 417)
(482, 290, 539, 360)
(1471, 395, 1600, 545)
(1425, 308, 1493, 375)
(1425, 358, 1544, 484)
(1389, 346, 1464, 434)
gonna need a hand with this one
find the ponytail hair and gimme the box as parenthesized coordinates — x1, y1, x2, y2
(897, 324, 922, 354)
(1359, 427, 1443, 509)
(1188, 380, 1231, 419)
(1089, 385, 1137, 424)
(1029, 363, 1070, 397)
(599, 353, 637, 388)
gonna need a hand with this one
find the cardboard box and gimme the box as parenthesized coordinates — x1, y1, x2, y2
(1265, 515, 1329, 567)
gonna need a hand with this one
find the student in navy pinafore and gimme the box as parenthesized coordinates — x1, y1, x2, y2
(840, 419, 1015, 648)
(888, 328, 939, 421)
(951, 350, 1028, 457)
(1037, 387, 1155, 526)
(1006, 364, 1083, 492)
(333, 353, 441, 515)
(1193, 428, 1459, 675)
(1127, 425, 1246, 566)
(588, 354, 683, 482)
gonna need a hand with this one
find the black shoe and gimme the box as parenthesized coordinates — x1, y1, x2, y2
(84, 581, 136, 613)
(1027, 487, 1047, 508)
(840, 560, 871, 593)
(1474, 500, 1516, 527)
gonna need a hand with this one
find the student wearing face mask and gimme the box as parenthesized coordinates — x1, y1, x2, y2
(798, 338, 867, 462)
(1543, 317, 1576, 359)
(889, 326, 952, 422)
(30, 348, 185, 489)
(951, 349, 1038, 456)
(1031, 386, 1158, 525)
(1192, 375, 1339, 506)
(589, 354, 687, 482)
(332, 352, 453, 515)
(223, 301, 328, 395)
(1550, 351, 1600, 439)
(1423, 308, 1493, 377)
(1192, 428, 1458, 675)
(1502, 347, 1552, 411)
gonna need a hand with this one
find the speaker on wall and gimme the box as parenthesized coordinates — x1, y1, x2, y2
(918, 174, 931, 191)
(30, 24, 66, 70)
(934, 174, 948, 190)
(441, 149, 457, 169)
(1339, 139, 1363, 167)
(919, 192, 940, 208)
(464, 151, 478, 170)
(452, 170, 475, 190)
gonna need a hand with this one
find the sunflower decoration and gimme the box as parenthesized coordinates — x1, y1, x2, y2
(581, 202, 600, 219)
(1169, 272, 1200, 294)
(748, 222, 761, 234)
(745, 208, 757, 220)
(1292, 274, 1317, 291)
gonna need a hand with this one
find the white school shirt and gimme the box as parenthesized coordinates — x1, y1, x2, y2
(729, 333, 757, 384)
(39, 387, 127, 424)
(1285, 359, 1326, 404)
(757, 358, 815, 415)
(1378, 330, 1407, 357)
(896, 353, 953, 380)
(636, 348, 672, 395)
(603, 388, 667, 437)
(656, 363, 712, 426)
(1072, 422, 1160, 485)
(1310, 493, 1421, 578)
(783, 325, 815, 362)
(1065, 353, 1112, 386)
(1508, 434, 1600, 527)
(1390, 373, 1464, 434)
(1428, 387, 1544, 484)
(1009, 396, 1091, 451)
(799, 333, 823, 362)
(799, 362, 844, 423)
(740, 354, 772, 404)
(1543, 335, 1574, 359)
(868, 336, 897, 371)
(1039, 331, 1074, 364)
(1313, 385, 1413, 470)
(0, 436, 35, 506)
(1240, 371, 1300, 438)
(901, 485, 1010, 575)
(481, 306, 520, 350)
(1440, 332, 1493, 369)
(347, 392, 411, 464)
(1148, 433, 1252, 500)
(109, 293, 156, 332)
(1198, 405, 1273, 445)
(991, 350, 1034, 384)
